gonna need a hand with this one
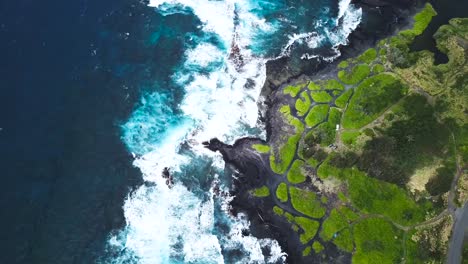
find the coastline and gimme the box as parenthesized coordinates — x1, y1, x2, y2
(206, 1, 468, 262)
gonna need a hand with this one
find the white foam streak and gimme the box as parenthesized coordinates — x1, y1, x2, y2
(338, 0, 352, 20)
(112, 182, 224, 264)
(110, 0, 284, 263)
(149, 0, 235, 45)
(110, 0, 362, 262)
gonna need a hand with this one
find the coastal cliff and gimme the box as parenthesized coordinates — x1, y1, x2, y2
(206, 3, 468, 263)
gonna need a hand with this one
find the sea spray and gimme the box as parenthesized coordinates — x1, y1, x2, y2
(106, 0, 362, 263)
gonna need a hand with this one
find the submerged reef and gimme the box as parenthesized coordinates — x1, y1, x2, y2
(207, 3, 468, 263)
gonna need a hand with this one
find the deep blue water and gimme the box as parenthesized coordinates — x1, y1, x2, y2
(0, 0, 187, 262)
(0, 0, 363, 263)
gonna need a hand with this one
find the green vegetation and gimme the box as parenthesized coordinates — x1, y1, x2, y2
(325, 79, 345, 90)
(341, 131, 361, 146)
(333, 228, 354, 252)
(310, 91, 333, 103)
(295, 217, 320, 244)
(276, 182, 288, 202)
(287, 160, 307, 184)
(290, 186, 326, 218)
(270, 135, 300, 174)
(335, 89, 353, 108)
(295, 91, 312, 117)
(321, 196, 328, 204)
(342, 73, 407, 129)
(372, 64, 385, 74)
(318, 158, 425, 225)
(252, 144, 270, 153)
(353, 218, 403, 264)
(357, 95, 450, 185)
(337, 64, 371, 85)
(405, 224, 449, 264)
(270, 105, 304, 174)
(284, 83, 304, 97)
(339, 206, 359, 222)
(307, 81, 321, 90)
(338, 192, 347, 202)
(347, 169, 424, 225)
(399, 3, 437, 41)
(313, 107, 341, 146)
(273, 206, 284, 216)
(462, 241, 468, 264)
(252, 186, 270, 197)
(357, 48, 377, 64)
(426, 162, 456, 195)
(338, 60, 349, 69)
(320, 209, 348, 241)
(305, 104, 329, 127)
(260, 4, 468, 262)
(279, 105, 305, 131)
(312, 241, 325, 253)
(298, 131, 328, 167)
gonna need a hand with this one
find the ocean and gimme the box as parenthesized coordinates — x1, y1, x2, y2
(0, 0, 361, 263)
(103, 0, 362, 263)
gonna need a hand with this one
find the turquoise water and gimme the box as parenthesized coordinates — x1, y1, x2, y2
(104, 0, 362, 263)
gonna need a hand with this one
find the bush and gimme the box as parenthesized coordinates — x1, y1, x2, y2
(290, 186, 326, 218)
(426, 164, 456, 196)
(313, 107, 342, 146)
(305, 104, 329, 127)
(335, 89, 353, 108)
(308, 81, 321, 90)
(338, 64, 371, 85)
(320, 209, 348, 241)
(295, 217, 320, 244)
(342, 73, 407, 129)
(276, 182, 288, 202)
(295, 91, 311, 117)
(311, 91, 333, 103)
(252, 186, 270, 197)
(358, 48, 377, 64)
(252, 144, 270, 153)
(333, 228, 354, 252)
(312, 241, 325, 253)
(353, 218, 403, 264)
(284, 83, 305, 97)
(325, 79, 345, 90)
(287, 160, 307, 184)
(329, 151, 359, 168)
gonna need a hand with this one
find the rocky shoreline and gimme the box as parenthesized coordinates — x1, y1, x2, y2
(203, 1, 438, 263)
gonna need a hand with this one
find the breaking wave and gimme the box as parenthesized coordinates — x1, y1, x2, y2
(104, 0, 362, 263)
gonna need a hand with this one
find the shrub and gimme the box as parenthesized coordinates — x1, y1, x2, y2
(252, 186, 270, 197)
(252, 144, 270, 153)
(305, 104, 329, 127)
(358, 48, 377, 64)
(335, 89, 353, 108)
(276, 182, 288, 202)
(295, 91, 311, 117)
(287, 160, 307, 184)
(311, 91, 333, 103)
(342, 73, 407, 129)
(338, 64, 371, 85)
(290, 186, 326, 218)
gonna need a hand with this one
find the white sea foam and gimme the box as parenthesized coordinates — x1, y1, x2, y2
(149, 0, 235, 46)
(326, 0, 362, 48)
(108, 1, 284, 263)
(109, 0, 362, 263)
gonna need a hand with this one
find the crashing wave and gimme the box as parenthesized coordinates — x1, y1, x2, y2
(106, 0, 362, 263)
